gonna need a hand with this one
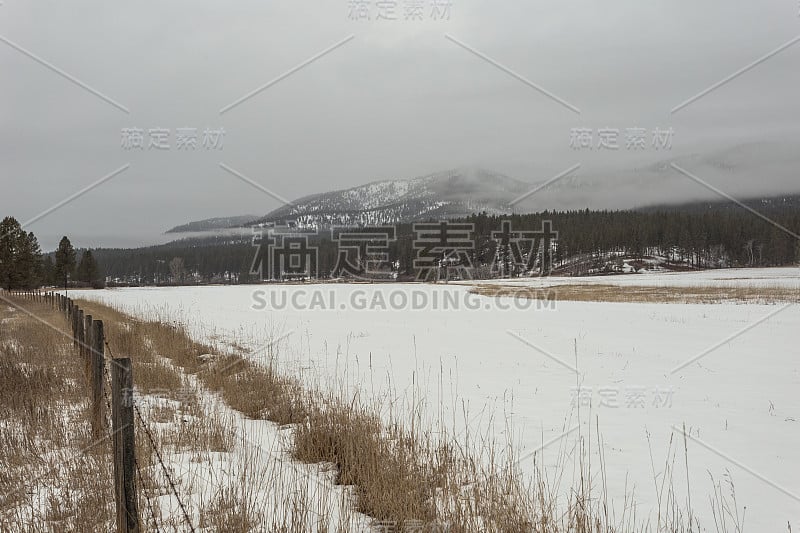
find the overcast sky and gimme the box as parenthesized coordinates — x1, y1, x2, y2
(2, 0, 799, 250)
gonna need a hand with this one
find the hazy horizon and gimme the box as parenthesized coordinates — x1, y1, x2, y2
(3, 0, 800, 250)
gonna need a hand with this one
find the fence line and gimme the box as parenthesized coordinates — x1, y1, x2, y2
(1, 288, 197, 533)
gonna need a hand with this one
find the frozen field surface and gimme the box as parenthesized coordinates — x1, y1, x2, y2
(72, 270, 800, 531)
(461, 266, 800, 289)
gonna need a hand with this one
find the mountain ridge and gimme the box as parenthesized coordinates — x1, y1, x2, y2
(166, 168, 532, 233)
(256, 167, 531, 228)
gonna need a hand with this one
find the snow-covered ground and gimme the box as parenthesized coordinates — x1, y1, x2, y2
(70, 268, 800, 531)
(462, 266, 800, 289)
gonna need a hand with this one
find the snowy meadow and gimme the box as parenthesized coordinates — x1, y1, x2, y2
(71, 268, 800, 531)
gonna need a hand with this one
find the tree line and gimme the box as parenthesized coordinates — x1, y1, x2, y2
(4, 196, 799, 287)
(89, 197, 800, 284)
(0, 216, 103, 290)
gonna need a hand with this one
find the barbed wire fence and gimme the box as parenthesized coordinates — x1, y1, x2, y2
(2, 288, 198, 533)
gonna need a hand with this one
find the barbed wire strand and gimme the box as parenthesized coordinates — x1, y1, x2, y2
(29, 294, 194, 532)
(133, 402, 197, 533)
(12, 293, 162, 530)
(135, 456, 162, 533)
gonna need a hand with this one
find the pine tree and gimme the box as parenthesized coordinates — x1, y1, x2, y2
(18, 232, 43, 289)
(42, 255, 55, 286)
(54, 236, 76, 290)
(0, 217, 25, 290)
(0, 218, 43, 289)
(77, 250, 99, 283)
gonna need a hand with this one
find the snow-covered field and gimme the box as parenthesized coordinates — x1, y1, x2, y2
(462, 266, 800, 290)
(71, 268, 800, 531)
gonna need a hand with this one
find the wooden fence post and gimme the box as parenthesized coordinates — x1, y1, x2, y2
(77, 308, 85, 357)
(72, 305, 78, 348)
(90, 319, 105, 439)
(111, 358, 140, 533)
(85, 314, 93, 379)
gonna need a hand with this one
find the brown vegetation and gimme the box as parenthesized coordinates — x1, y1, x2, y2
(470, 283, 800, 304)
(1, 293, 744, 531)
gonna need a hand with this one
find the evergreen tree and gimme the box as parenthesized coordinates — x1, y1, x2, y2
(0, 217, 25, 290)
(42, 255, 55, 286)
(0, 218, 43, 289)
(18, 232, 43, 289)
(54, 236, 76, 290)
(77, 250, 99, 283)
(74, 199, 800, 283)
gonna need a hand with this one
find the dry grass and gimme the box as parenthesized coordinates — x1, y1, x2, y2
(0, 293, 243, 532)
(72, 296, 549, 530)
(200, 354, 309, 424)
(1, 292, 745, 532)
(471, 282, 800, 304)
(0, 296, 116, 532)
(76, 296, 745, 532)
(293, 400, 437, 525)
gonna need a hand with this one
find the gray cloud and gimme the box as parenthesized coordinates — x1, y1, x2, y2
(2, 0, 799, 249)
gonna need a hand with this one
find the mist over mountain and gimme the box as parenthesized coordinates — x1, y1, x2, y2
(167, 141, 800, 235)
(167, 168, 531, 232)
(256, 167, 529, 228)
(166, 215, 260, 234)
(514, 141, 800, 213)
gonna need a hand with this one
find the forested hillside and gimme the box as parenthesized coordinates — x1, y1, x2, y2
(90, 197, 800, 284)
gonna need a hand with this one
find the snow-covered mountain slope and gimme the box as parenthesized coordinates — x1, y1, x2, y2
(255, 167, 530, 227)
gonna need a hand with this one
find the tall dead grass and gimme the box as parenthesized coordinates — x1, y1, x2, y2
(2, 293, 744, 532)
(0, 297, 116, 532)
(470, 283, 800, 304)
